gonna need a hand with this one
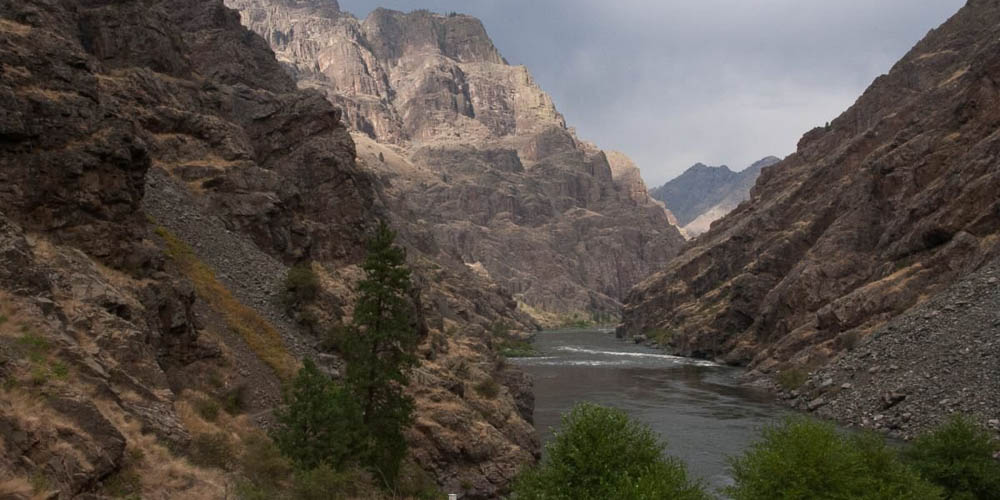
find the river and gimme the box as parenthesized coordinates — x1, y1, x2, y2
(512, 328, 787, 490)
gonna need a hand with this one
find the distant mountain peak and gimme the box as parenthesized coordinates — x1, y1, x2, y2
(649, 156, 778, 231)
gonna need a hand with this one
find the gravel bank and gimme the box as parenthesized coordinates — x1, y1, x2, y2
(783, 256, 1000, 439)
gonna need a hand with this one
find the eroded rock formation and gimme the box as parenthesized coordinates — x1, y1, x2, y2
(622, 1, 1000, 380)
(0, 0, 538, 497)
(225, 0, 686, 322)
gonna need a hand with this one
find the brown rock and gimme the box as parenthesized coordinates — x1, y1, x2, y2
(622, 0, 1000, 371)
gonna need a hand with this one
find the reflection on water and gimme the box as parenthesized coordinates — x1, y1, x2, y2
(512, 329, 787, 490)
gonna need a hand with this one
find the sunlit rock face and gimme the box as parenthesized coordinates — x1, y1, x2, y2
(226, 0, 686, 321)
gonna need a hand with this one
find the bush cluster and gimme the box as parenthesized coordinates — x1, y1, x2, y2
(513, 403, 708, 499)
(513, 405, 1000, 500)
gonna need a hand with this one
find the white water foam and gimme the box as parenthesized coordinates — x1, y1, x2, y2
(522, 359, 631, 367)
(556, 346, 717, 367)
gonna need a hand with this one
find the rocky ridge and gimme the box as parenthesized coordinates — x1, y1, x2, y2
(0, 0, 539, 497)
(225, 0, 686, 322)
(622, 0, 1000, 383)
(649, 156, 780, 236)
(784, 254, 1000, 438)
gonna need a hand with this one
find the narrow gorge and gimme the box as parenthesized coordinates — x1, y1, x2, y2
(1, 0, 998, 498)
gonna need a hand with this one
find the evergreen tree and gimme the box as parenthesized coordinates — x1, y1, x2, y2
(343, 221, 420, 485)
(271, 359, 364, 470)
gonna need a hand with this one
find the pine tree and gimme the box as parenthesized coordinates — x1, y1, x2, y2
(343, 221, 420, 484)
(271, 358, 364, 470)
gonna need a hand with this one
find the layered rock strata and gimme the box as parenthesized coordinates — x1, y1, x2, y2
(225, 0, 686, 322)
(622, 0, 1000, 381)
(0, 0, 539, 497)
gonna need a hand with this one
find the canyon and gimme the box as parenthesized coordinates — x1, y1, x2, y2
(1, 0, 998, 498)
(621, 0, 1000, 436)
(224, 0, 686, 323)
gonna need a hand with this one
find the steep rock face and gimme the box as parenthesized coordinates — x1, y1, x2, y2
(226, 1, 685, 320)
(0, 0, 538, 497)
(622, 0, 1000, 376)
(650, 156, 780, 236)
(606, 151, 681, 226)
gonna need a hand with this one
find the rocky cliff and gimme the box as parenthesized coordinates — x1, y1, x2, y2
(0, 0, 538, 497)
(650, 156, 780, 236)
(622, 0, 1000, 381)
(225, 0, 686, 323)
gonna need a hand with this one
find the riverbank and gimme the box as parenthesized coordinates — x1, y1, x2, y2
(781, 257, 1000, 441)
(615, 257, 1000, 443)
(512, 329, 787, 489)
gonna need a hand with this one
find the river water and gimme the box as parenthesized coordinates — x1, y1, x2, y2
(512, 328, 787, 490)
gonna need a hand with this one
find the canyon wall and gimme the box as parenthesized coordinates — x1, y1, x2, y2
(225, 0, 686, 323)
(622, 0, 1000, 379)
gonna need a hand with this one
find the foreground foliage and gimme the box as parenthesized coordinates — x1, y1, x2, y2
(726, 417, 942, 500)
(513, 402, 709, 500)
(904, 415, 1000, 500)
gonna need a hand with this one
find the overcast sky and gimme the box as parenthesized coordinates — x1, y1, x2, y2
(339, 0, 965, 186)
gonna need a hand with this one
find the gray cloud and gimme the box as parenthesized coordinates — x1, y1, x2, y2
(338, 0, 965, 186)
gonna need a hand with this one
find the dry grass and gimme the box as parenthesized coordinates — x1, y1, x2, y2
(939, 66, 969, 87)
(95, 400, 229, 500)
(156, 227, 297, 380)
(0, 18, 31, 36)
(0, 478, 34, 499)
(16, 87, 84, 102)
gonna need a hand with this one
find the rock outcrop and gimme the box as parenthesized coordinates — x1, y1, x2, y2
(649, 156, 780, 236)
(784, 254, 1000, 438)
(622, 0, 1000, 380)
(225, 1, 686, 322)
(1, 0, 538, 497)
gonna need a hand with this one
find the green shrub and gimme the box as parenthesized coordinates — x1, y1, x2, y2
(189, 432, 235, 470)
(648, 328, 674, 345)
(319, 324, 349, 353)
(236, 433, 293, 499)
(283, 263, 320, 309)
(271, 359, 365, 471)
(474, 378, 500, 399)
(195, 398, 220, 422)
(397, 462, 443, 500)
(904, 415, 1000, 500)
(498, 338, 537, 358)
(489, 321, 510, 337)
(776, 367, 808, 391)
(726, 417, 941, 500)
(50, 361, 68, 379)
(16, 332, 49, 362)
(222, 384, 249, 415)
(291, 464, 373, 500)
(0, 314, 7, 325)
(513, 403, 708, 500)
(101, 467, 142, 498)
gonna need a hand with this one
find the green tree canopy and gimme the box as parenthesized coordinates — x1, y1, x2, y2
(904, 415, 1000, 500)
(271, 358, 364, 471)
(726, 416, 942, 500)
(513, 402, 709, 500)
